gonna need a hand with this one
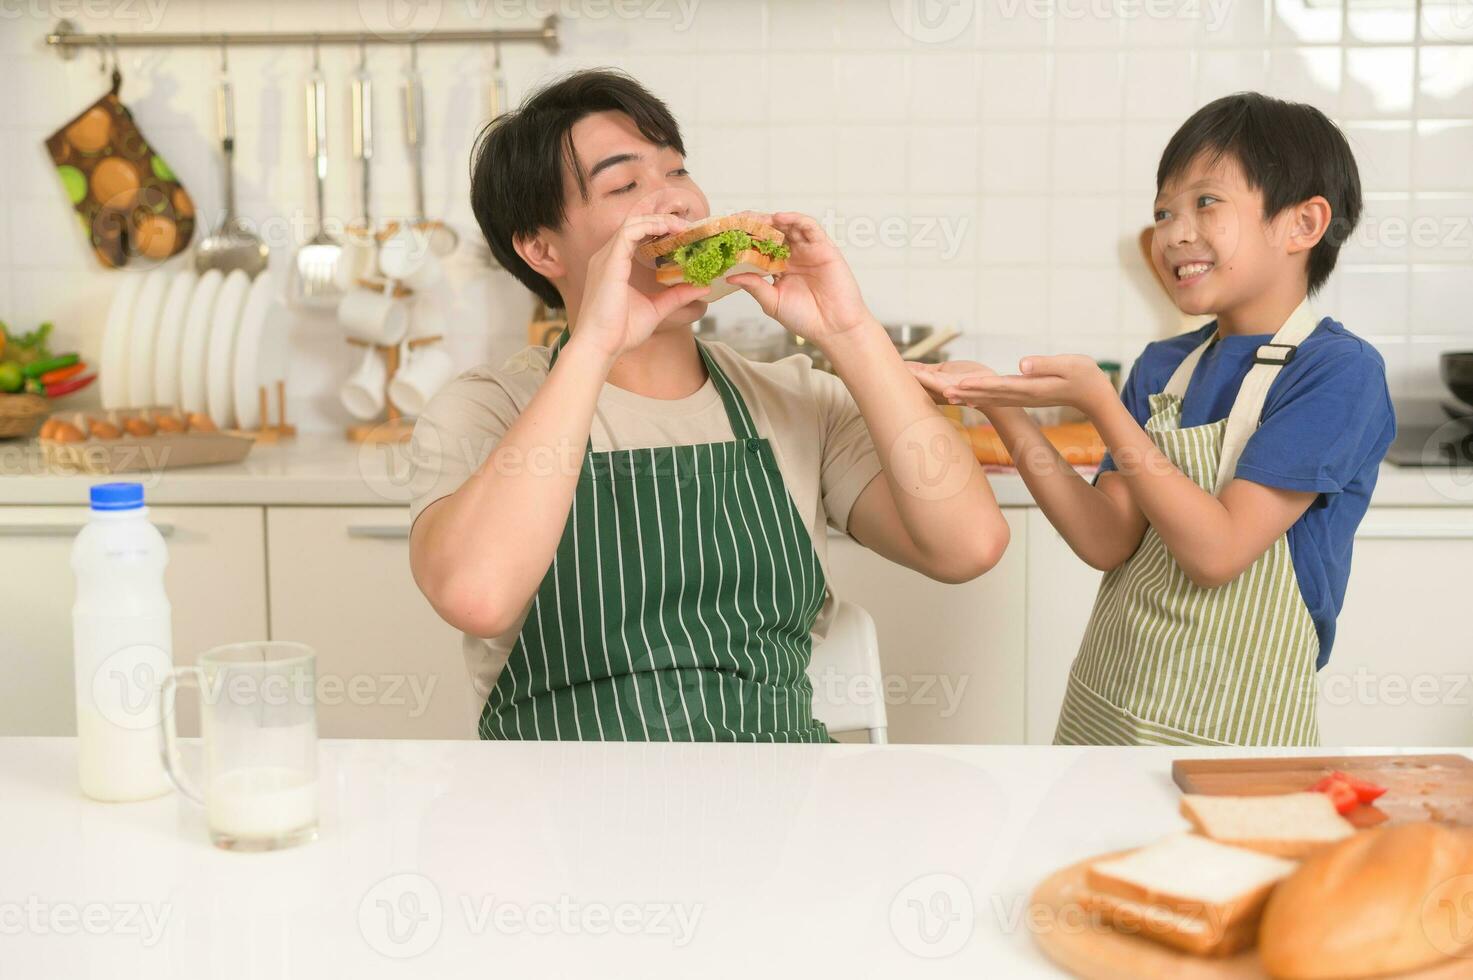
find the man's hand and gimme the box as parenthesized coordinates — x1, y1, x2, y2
(572, 209, 710, 362)
(727, 211, 872, 351)
(948, 355, 1117, 415)
(906, 360, 998, 406)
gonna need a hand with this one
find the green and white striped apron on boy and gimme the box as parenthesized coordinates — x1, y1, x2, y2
(1055, 301, 1323, 747)
(479, 330, 832, 742)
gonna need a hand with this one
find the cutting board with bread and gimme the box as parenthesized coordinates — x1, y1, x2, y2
(1031, 755, 1473, 979)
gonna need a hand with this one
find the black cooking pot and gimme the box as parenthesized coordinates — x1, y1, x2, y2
(1443, 351, 1473, 406)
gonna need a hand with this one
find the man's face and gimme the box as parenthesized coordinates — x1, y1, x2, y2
(1151, 152, 1294, 318)
(539, 111, 711, 327)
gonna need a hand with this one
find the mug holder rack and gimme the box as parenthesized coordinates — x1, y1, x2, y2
(344, 335, 444, 444)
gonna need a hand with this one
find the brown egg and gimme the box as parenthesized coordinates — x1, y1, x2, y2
(123, 417, 156, 437)
(39, 418, 60, 440)
(187, 412, 216, 432)
(88, 418, 122, 440)
(133, 214, 178, 259)
(65, 107, 113, 154)
(51, 421, 85, 443)
(91, 157, 140, 211)
(153, 413, 185, 432)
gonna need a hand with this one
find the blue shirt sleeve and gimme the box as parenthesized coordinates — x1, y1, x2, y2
(1234, 344, 1395, 495)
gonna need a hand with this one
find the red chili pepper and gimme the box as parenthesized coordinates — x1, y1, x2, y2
(44, 373, 97, 398)
(39, 361, 86, 386)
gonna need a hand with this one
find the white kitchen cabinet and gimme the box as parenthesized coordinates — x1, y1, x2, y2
(1319, 507, 1473, 746)
(1023, 509, 1104, 744)
(823, 509, 1029, 744)
(0, 506, 268, 737)
(265, 507, 478, 740)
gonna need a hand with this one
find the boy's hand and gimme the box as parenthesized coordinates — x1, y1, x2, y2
(906, 360, 998, 406)
(727, 211, 873, 351)
(953, 355, 1117, 415)
(571, 209, 710, 363)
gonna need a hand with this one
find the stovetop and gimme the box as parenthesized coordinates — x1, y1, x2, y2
(1386, 398, 1473, 467)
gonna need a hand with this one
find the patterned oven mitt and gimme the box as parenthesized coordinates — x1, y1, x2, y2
(45, 73, 194, 269)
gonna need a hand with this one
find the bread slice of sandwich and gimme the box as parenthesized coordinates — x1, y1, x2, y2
(1180, 792, 1356, 859)
(637, 212, 789, 302)
(1083, 833, 1299, 957)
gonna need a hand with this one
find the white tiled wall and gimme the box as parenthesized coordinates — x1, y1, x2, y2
(2, 0, 1470, 431)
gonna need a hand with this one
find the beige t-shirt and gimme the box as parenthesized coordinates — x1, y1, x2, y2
(408, 340, 883, 701)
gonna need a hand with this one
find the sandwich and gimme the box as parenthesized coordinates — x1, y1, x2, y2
(637, 212, 789, 302)
(1180, 792, 1356, 859)
(1082, 833, 1299, 957)
(1258, 823, 1473, 978)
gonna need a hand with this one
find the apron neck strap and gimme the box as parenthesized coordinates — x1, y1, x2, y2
(1158, 300, 1319, 494)
(546, 327, 760, 444)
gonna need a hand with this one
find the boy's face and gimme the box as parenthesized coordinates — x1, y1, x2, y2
(1150, 152, 1298, 318)
(532, 111, 711, 327)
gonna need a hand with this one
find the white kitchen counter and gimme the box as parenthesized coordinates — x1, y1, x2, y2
(0, 432, 1467, 508)
(2, 738, 1454, 978)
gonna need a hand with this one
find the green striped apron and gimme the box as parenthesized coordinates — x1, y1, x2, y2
(1055, 302, 1323, 747)
(479, 331, 832, 742)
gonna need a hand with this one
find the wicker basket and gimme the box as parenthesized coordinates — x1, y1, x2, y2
(0, 394, 49, 439)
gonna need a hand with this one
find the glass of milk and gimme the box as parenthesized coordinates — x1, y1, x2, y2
(158, 641, 319, 851)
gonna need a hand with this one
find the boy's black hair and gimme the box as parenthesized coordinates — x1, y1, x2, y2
(469, 69, 686, 309)
(1157, 92, 1362, 295)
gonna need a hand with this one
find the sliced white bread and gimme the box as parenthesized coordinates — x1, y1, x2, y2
(653, 250, 785, 301)
(1180, 792, 1355, 859)
(1259, 823, 1473, 979)
(1085, 833, 1299, 956)
(635, 211, 783, 266)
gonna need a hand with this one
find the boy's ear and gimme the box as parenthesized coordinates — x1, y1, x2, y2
(1284, 195, 1332, 256)
(513, 231, 565, 281)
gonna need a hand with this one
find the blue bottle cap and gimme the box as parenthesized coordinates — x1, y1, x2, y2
(89, 482, 145, 511)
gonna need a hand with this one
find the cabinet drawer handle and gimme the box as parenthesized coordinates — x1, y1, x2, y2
(347, 524, 409, 539)
(1356, 526, 1473, 540)
(0, 522, 174, 538)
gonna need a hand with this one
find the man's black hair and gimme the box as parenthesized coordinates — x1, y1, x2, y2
(468, 69, 686, 309)
(1156, 92, 1361, 295)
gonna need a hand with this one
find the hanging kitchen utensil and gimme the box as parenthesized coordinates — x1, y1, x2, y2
(45, 35, 196, 269)
(352, 42, 374, 234)
(465, 42, 508, 270)
(335, 41, 380, 292)
(194, 41, 268, 278)
(288, 40, 342, 310)
(402, 43, 458, 259)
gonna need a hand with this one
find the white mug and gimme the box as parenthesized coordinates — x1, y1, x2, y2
(337, 282, 408, 346)
(388, 343, 455, 416)
(333, 222, 378, 292)
(378, 224, 443, 291)
(340, 345, 387, 420)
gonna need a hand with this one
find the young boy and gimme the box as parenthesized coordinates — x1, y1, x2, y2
(913, 93, 1395, 746)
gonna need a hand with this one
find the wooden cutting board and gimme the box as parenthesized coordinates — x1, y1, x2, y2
(1172, 754, 1473, 829)
(1030, 851, 1473, 980)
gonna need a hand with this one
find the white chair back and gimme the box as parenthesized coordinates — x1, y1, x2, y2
(807, 600, 888, 744)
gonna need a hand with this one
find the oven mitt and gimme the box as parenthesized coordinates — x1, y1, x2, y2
(44, 73, 195, 269)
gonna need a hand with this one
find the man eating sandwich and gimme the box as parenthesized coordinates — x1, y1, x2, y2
(407, 68, 1009, 743)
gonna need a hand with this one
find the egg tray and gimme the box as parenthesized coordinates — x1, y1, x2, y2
(38, 406, 255, 474)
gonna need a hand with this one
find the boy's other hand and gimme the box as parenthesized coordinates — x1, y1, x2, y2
(953, 354, 1117, 414)
(574, 210, 710, 362)
(727, 211, 872, 350)
(906, 360, 998, 406)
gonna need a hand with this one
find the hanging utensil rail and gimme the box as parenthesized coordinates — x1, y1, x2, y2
(45, 15, 560, 57)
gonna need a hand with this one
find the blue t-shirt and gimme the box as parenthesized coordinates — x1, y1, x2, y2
(1097, 317, 1395, 668)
